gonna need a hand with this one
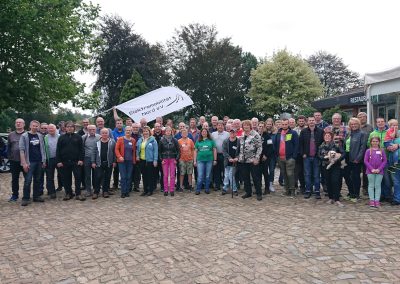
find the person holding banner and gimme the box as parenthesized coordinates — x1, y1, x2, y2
(194, 129, 217, 195)
(136, 126, 158, 196)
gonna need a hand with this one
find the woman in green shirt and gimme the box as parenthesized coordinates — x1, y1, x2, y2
(194, 129, 217, 195)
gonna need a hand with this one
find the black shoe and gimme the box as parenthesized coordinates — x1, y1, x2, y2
(391, 200, 400, 206)
(140, 192, 147, 196)
(50, 193, 57, 199)
(221, 191, 227, 195)
(147, 192, 153, 196)
(164, 192, 168, 196)
(126, 192, 130, 197)
(21, 200, 29, 206)
(133, 188, 140, 192)
(121, 193, 126, 198)
(257, 195, 262, 201)
(235, 192, 238, 196)
(188, 186, 193, 192)
(205, 191, 210, 194)
(170, 192, 174, 197)
(304, 193, 311, 199)
(33, 197, 45, 202)
(315, 194, 321, 200)
(195, 191, 200, 195)
(242, 194, 251, 199)
(56, 187, 63, 192)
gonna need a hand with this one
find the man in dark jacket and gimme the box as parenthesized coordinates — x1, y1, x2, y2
(260, 129, 274, 195)
(56, 121, 85, 201)
(273, 119, 299, 197)
(299, 116, 324, 199)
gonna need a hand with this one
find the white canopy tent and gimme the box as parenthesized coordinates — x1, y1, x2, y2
(364, 66, 400, 124)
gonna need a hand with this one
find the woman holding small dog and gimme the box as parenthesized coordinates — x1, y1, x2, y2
(319, 131, 345, 207)
(364, 136, 387, 208)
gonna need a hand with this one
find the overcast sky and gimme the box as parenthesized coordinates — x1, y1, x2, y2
(73, 0, 400, 112)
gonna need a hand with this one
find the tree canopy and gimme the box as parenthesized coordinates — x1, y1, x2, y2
(167, 23, 258, 119)
(248, 50, 323, 117)
(307, 51, 362, 98)
(0, 0, 99, 112)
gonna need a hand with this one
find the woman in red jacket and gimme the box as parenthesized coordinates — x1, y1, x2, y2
(115, 126, 136, 198)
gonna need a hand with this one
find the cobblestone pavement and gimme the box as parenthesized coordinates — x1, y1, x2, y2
(1, 172, 400, 284)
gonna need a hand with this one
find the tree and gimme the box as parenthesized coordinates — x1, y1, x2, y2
(0, 0, 99, 112)
(307, 51, 362, 98)
(248, 50, 323, 117)
(167, 23, 257, 119)
(119, 70, 148, 104)
(296, 106, 318, 119)
(92, 15, 169, 114)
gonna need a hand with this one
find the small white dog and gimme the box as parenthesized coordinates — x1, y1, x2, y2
(324, 151, 347, 170)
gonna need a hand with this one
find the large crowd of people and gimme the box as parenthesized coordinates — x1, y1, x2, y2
(4, 109, 400, 208)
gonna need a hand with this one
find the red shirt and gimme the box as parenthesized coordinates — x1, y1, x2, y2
(279, 129, 288, 160)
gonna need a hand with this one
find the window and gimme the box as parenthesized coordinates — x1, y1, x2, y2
(387, 105, 397, 120)
(378, 106, 385, 119)
(359, 107, 367, 114)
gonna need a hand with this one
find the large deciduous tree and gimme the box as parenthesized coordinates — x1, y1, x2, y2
(91, 15, 169, 114)
(307, 51, 362, 98)
(168, 23, 257, 119)
(248, 50, 323, 117)
(0, 0, 99, 111)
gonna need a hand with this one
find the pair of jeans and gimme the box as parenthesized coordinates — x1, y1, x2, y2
(348, 162, 362, 198)
(295, 156, 305, 191)
(131, 163, 141, 190)
(223, 166, 237, 192)
(10, 160, 25, 198)
(212, 153, 224, 189)
(140, 160, 156, 194)
(240, 162, 262, 196)
(162, 158, 176, 192)
(112, 166, 120, 188)
(94, 164, 112, 194)
(259, 160, 270, 192)
(83, 157, 94, 193)
(196, 160, 213, 193)
(268, 157, 276, 183)
(39, 167, 45, 194)
(322, 165, 341, 201)
(381, 164, 393, 199)
(278, 158, 296, 195)
(367, 174, 383, 201)
(60, 162, 82, 196)
(118, 161, 133, 194)
(22, 162, 42, 201)
(391, 169, 400, 203)
(45, 158, 57, 195)
(303, 157, 320, 194)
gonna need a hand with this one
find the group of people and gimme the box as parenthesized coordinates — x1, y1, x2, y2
(5, 109, 400, 208)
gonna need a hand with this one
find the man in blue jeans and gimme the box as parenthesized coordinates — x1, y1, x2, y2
(299, 116, 324, 199)
(19, 120, 46, 206)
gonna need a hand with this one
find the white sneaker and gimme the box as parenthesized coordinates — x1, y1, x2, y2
(269, 182, 275, 192)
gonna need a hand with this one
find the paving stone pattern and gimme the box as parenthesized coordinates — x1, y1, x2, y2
(1, 172, 400, 283)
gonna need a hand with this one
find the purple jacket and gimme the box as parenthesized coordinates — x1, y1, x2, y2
(364, 149, 387, 175)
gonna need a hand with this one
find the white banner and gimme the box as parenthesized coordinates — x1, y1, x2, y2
(116, 87, 194, 122)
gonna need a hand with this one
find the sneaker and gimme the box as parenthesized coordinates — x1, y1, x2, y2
(188, 185, 193, 192)
(315, 194, 321, 200)
(350, 198, 358, 203)
(85, 191, 92, 197)
(195, 191, 200, 195)
(8, 195, 18, 202)
(336, 201, 345, 207)
(269, 183, 275, 192)
(369, 200, 375, 208)
(205, 191, 210, 194)
(121, 193, 126, 198)
(343, 195, 351, 201)
(21, 200, 29, 206)
(50, 193, 57, 199)
(103, 192, 109, 198)
(304, 193, 311, 199)
(221, 191, 227, 196)
(170, 192, 175, 197)
(326, 199, 334, 204)
(234, 191, 238, 196)
(257, 195, 262, 201)
(375, 201, 381, 208)
(147, 192, 153, 196)
(242, 194, 251, 199)
(164, 192, 168, 196)
(76, 195, 86, 201)
(140, 192, 147, 196)
(92, 194, 98, 200)
(56, 187, 63, 192)
(133, 188, 140, 192)
(63, 194, 71, 201)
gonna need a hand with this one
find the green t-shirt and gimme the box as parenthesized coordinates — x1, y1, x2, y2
(195, 139, 216, 161)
